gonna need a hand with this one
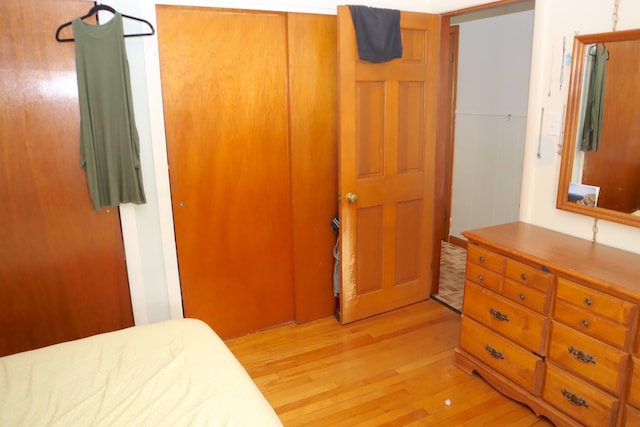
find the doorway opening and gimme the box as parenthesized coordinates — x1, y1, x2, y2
(432, 1, 535, 312)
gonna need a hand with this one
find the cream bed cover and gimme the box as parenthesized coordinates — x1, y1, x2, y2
(0, 319, 282, 426)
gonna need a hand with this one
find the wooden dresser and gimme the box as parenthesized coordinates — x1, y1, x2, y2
(455, 222, 640, 427)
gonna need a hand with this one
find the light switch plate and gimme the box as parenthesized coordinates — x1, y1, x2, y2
(547, 111, 561, 136)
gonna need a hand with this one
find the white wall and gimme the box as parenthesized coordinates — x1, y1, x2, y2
(450, 10, 533, 238)
(519, 0, 640, 254)
(100, 0, 640, 324)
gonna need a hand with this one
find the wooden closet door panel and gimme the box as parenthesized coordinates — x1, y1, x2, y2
(157, 6, 295, 338)
(288, 13, 338, 323)
(0, 0, 133, 357)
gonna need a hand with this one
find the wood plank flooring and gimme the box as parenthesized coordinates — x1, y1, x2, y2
(225, 300, 554, 426)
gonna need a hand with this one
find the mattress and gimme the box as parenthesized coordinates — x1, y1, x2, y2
(0, 319, 282, 426)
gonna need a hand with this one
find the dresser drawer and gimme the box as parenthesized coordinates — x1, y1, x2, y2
(556, 278, 637, 325)
(554, 298, 631, 350)
(543, 363, 619, 427)
(505, 259, 553, 293)
(459, 316, 543, 394)
(629, 357, 640, 408)
(467, 244, 505, 273)
(465, 263, 501, 292)
(503, 278, 550, 314)
(548, 321, 628, 396)
(624, 404, 640, 426)
(463, 281, 547, 354)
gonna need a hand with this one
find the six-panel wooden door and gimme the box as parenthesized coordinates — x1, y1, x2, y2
(337, 7, 441, 323)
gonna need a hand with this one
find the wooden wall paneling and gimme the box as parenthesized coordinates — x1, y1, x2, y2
(0, 0, 133, 356)
(287, 13, 339, 323)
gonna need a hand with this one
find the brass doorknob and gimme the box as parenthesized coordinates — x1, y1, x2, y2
(346, 192, 358, 203)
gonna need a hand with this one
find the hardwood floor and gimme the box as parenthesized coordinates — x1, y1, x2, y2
(225, 300, 554, 426)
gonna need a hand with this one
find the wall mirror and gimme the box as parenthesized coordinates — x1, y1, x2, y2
(557, 28, 640, 228)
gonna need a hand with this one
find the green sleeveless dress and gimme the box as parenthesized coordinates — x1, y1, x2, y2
(72, 14, 146, 210)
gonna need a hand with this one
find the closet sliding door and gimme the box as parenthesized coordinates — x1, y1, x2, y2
(157, 6, 295, 338)
(0, 0, 133, 356)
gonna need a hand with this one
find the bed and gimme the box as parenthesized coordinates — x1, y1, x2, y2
(0, 319, 282, 426)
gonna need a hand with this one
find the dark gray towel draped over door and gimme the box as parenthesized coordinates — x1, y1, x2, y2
(348, 5, 402, 63)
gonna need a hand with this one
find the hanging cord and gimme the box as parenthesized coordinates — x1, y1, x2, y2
(592, 218, 599, 242)
(536, 107, 544, 159)
(559, 36, 566, 91)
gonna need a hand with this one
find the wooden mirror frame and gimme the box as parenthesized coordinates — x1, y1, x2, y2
(557, 28, 640, 228)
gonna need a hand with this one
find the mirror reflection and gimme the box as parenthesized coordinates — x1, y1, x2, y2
(557, 29, 640, 227)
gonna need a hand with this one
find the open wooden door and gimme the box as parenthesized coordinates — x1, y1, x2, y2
(337, 7, 440, 323)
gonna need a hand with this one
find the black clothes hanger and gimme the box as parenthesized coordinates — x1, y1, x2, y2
(55, 4, 155, 42)
(589, 43, 610, 60)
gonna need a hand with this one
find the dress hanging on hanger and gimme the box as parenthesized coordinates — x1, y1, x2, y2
(581, 44, 608, 153)
(61, 6, 148, 209)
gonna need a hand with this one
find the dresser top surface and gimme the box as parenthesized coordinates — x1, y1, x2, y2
(462, 222, 640, 298)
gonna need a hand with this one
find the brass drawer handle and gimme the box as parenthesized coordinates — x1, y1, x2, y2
(581, 320, 590, 328)
(584, 298, 592, 306)
(520, 273, 527, 281)
(562, 389, 589, 407)
(568, 346, 596, 364)
(479, 256, 485, 263)
(485, 344, 504, 360)
(489, 307, 509, 322)
(519, 293, 526, 300)
(477, 274, 484, 281)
